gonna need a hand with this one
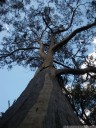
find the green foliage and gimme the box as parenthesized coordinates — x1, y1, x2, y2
(60, 75, 96, 125)
(70, 83, 96, 125)
(0, 0, 95, 69)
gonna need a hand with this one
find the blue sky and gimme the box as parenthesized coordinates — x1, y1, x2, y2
(0, 66, 35, 112)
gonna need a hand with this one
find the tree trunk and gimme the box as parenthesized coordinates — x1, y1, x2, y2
(0, 67, 82, 128)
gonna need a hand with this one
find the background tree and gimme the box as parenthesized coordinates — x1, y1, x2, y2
(0, 0, 96, 127)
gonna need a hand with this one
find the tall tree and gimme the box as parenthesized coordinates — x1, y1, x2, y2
(0, 0, 96, 127)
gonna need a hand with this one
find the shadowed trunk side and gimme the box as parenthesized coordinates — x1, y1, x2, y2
(0, 67, 82, 128)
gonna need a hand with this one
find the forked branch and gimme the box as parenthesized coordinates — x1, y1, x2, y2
(53, 21, 96, 52)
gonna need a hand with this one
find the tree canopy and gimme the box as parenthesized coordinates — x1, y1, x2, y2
(0, 0, 96, 125)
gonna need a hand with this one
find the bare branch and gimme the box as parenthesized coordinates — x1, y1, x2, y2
(53, 21, 96, 52)
(56, 66, 96, 75)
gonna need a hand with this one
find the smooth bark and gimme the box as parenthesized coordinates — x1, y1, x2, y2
(0, 67, 82, 128)
(56, 67, 96, 75)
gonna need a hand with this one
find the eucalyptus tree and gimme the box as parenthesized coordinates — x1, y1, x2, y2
(0, 0, 96, 127)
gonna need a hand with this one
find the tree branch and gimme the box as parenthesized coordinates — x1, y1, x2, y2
(53, 21, 96, 52)
(71, 57, 79, 68)
(53, 6, 77, 34)
(49, 33, 55, 51)
(52, 2, 89, 35)
(53, 60, 71, 68)
(39, 43, 46, 59)
(42, 15, 53, 33)
(56, 66, 96, 75)
(0, 47, 39, 59)
(37, 37, 47, 60)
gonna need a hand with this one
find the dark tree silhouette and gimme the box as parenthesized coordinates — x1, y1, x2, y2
(0, 0, 96, 127)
